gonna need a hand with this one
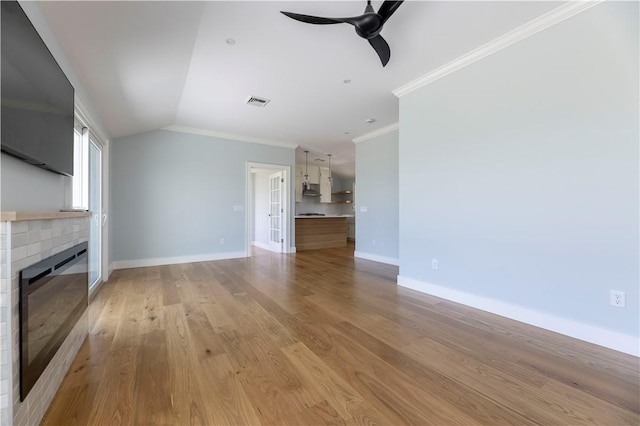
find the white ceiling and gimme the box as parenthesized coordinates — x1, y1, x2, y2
(37, 1, 561, 177)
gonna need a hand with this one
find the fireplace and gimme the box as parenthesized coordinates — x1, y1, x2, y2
(19, 242, 88, 401)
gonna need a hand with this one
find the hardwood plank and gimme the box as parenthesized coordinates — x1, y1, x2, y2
(110, 291, 145, 351)
(138, 280, 165, 334)
(182, 302, 226, 360)
(52, 338, 106, 390)
(89, 346, 139, 425)
(281, 342, 392, 424)
(197, 353, 261, 425)
(132, 330, 172, 425)
(234, 352, 322, 425)
(41, 244, 640, 426)
(159, 265, 181, 306)
(291, 310, 507, 425)
(163, 303, 214, 425)
(294, 400, 346, 426)
(41, 382, 99, 426)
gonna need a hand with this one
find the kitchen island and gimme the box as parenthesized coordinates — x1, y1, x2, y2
(295, 215, 351, 250)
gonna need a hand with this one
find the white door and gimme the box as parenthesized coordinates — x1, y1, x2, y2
(268, 171, 283, 252)
(88, 138, 103, 292)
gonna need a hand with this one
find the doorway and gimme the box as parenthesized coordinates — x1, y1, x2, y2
(247, 163, 292, 256)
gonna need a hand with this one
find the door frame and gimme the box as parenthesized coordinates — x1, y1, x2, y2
(88, 135, 104, 297)
(246, 162, 293, 256)
(268, 170, 284, 253)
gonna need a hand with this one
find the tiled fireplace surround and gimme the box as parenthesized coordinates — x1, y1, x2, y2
(0, 213, 90, 426)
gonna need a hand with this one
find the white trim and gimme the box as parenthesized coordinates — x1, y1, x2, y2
(353, 123, 399, 144)
(75, 96, 111, 286)
(252, 241, 269, 250)
(246, 162, 292, 258)
(74, 96, 110, 145)
(289, 247, 297, 254)
(112, 251, 246, 270)
(393, 0, 603, 97)
(354, 251, 399, 266)
(252, 241, 275, 252)
(397, 275, 640, 357)
(163, 125, 298, 149)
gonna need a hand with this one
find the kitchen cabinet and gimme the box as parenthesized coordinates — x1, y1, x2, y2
(300, 165, 320, 184)
(347, 216, 355, 241)
(295, 166, 303, 203)
(295, 216, 348, 250)
(319, 167, 331, 203)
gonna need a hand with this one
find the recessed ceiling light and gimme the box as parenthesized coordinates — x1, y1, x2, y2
(225, 38, 236, 45)
(365, 118, 376, 124)
(343, 79, 351, 84)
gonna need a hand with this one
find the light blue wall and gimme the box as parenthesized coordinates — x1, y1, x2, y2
(111, 129, 295, 262)
(399, 2, 638, 336)
(355, 129, 399, 262)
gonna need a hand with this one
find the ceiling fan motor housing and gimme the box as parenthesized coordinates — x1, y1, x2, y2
(354, 14, 384, 39)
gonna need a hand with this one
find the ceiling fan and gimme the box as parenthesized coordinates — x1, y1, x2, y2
(281, 1, 404, 67)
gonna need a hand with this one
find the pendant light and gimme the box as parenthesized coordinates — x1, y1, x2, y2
(302, 150, 320, 197)
(303, 150, 310, 186)
(327, 154, 333, 188)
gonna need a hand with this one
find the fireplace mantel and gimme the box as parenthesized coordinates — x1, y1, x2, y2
(1, 211, 90, 221)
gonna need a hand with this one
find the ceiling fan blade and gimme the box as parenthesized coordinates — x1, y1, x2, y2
(368, 34, 390, 67)
(280, 11, 343, 25)
(377, 0, 404, 23)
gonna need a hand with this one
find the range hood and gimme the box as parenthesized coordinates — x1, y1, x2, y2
(302, 182, 320, 197)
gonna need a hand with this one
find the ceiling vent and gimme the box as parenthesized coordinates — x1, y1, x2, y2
(246, 96, 270, 107)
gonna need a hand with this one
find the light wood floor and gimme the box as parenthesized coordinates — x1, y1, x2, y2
(42, 244, 639, 425)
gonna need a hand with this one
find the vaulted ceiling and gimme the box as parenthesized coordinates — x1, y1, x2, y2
(37, 1, 561, 176)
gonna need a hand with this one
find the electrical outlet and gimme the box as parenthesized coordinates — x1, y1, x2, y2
(610, 290, 625, 308)
(432, 259, 438, 270)
(220, 238, 225, 246)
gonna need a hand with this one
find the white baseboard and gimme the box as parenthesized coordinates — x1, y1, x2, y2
(354, 251, 399, 266)
(113, 251, 246, 270)
(252, 241, 271, 251)
(252, 241, 296, 254)
(107, 263, 115, 281)
(397, 275, 639, 357)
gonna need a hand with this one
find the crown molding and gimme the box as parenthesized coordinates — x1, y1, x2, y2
(162, 125, 298, 149)
(352, 123, 399, 144)
(393, 0, 603, 98)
